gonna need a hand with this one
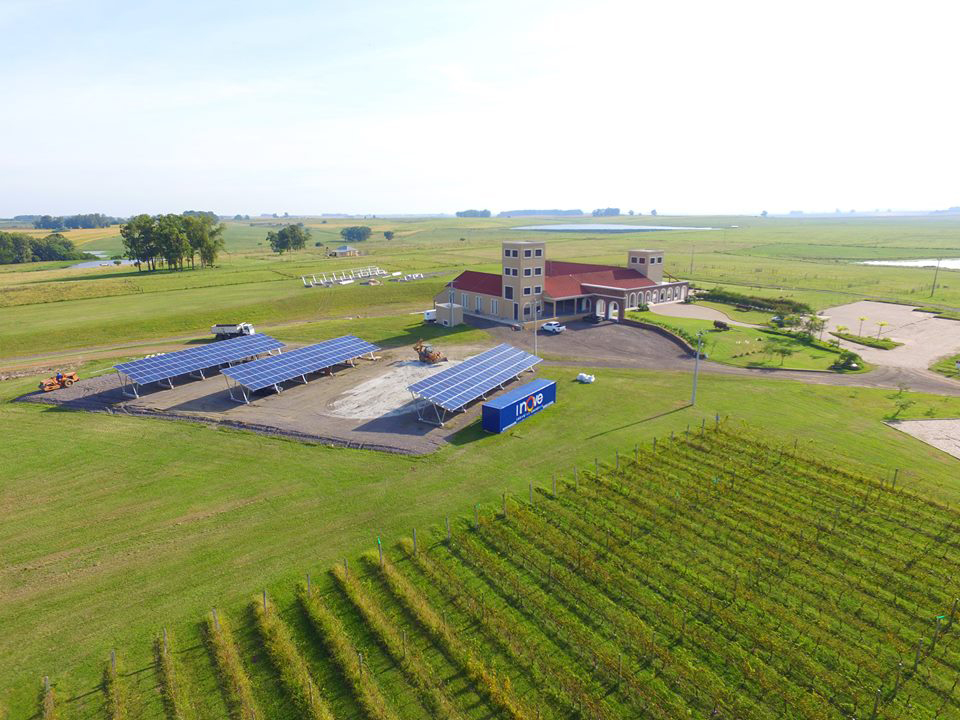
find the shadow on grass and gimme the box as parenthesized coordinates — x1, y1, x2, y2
(584, 403, 691, 439)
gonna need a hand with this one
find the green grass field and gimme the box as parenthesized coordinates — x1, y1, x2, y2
(5, 214, 960, 718)
(629, 310, 851, 371)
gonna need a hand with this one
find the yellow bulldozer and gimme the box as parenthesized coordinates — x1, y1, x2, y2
(39, 371, 79, 392)
(413, 339, 447, 364)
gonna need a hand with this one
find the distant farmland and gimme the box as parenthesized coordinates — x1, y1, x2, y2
(40, 426, 960, 719)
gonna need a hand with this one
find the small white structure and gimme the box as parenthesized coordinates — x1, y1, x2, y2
(435, 303, 464, 327)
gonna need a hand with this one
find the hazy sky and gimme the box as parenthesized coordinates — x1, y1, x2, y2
(2, 0, 958, 217)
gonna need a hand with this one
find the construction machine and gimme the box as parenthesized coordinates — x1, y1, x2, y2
(39, 371, 78, 392)
(413, 339, 447, 364)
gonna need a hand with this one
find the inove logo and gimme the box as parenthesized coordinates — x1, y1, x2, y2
(515, 392, 545, 419)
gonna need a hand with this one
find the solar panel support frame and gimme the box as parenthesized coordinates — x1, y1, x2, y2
(409, 364, 535, 427)
(116, 343, 282, 399)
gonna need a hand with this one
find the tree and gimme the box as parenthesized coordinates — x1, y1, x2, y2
(771, 341, 795, 366)
(836, 325, 848, 335)
(267, 224, 311, 254)
(183, 214, 225, 268)
(802, 315, 825, 340)
(340, 226, 372, 243)
(650, 209, 658, 216)
(120, 214, 156, 271)
(383, 231, 394, 240)
(876, 321, 888, 339)
(857, 316, 867, 336)
(760, 210, 768, 217)
(591, 208, 620, 217)
(154, 214, 190, 270)
(455, 209, 491, 218)
(628, 210, 634, 216)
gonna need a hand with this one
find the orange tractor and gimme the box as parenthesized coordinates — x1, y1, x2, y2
(39, 371, 78, 392)
(413, 339, 447, 364)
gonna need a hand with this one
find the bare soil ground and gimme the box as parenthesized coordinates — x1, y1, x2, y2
(887, 418, 960, 461)
(18, 346, 493, 455)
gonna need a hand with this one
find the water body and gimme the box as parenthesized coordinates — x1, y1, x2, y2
(70, 251, 137, 269)
(512, 223, 716, 232)
(860, 258, 960, 270)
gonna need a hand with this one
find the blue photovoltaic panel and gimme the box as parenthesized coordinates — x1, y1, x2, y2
(221, 335, 380, 392)
(114, 334, 285, 385)
(408, 343, 542, 412)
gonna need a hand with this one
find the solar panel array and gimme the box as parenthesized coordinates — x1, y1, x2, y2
(408, 343, 542, 412)
(114, 334, 285, 385)
(221, 335, 380, 392)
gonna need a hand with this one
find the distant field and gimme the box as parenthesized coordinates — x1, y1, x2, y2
(6, 214, 960, 717)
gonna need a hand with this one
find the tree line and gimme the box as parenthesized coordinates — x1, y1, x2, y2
(0, 232, 90, 264)
(120, 213, 225, 271)
(456, 209, 491, 218)
(31, 213, 121, 230)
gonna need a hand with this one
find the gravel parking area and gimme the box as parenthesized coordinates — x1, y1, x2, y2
(823, 301, 960, 370)
(887, 418, 960, 460)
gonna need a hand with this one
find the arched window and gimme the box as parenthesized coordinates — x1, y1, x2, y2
(629, 292, 637, 308)
(645, 291, 652, 304)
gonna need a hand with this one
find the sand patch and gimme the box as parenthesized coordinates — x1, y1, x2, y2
(887, 418, 960, 460)
(327, 359, 462, 419)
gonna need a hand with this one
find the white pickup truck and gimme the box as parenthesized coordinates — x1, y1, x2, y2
(211, 322, 256, 339)
(541, 321, 566, 334)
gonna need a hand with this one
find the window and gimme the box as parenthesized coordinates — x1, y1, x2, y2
(524, 249, 532, 257)
(512, 268, 519, 276)
(534, 285, 542, 294)
(504, 286, 514, 300)
(524, 268, 532, 276)
(492, 299, 499, 315)
(534, 267, 542, 275)
(636, 257, 645, 263)
(475, 295, 482, 312)
(504, 268, 511, 276)
(461, 293, 469, 307)
(523, 287, 531, 295)
(657, 257, 663, 263)
(523, 304, 531, 316)
(535, 248, 543, 257)
(512, 249, 519, 257)
(504, 249, 510, 257)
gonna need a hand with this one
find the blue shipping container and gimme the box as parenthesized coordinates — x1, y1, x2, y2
(482, 378, 557, 433)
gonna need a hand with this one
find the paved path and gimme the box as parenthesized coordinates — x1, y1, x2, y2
(474, 317, 960, 397)
(649, 303, 759, 328)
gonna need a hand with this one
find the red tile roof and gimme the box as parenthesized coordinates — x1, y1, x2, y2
(450, 270, 502, 296)
(544, 261, 656, 298)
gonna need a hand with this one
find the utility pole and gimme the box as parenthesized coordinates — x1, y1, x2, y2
(931, 257, 942, 298)
(691, 330, 704, 405)
(689, 245, 695, 275)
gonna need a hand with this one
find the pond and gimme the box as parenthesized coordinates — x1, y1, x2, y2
(69, 250, 137, 269)
(512, 224, 716, 232)
(860, 258, 960, 270)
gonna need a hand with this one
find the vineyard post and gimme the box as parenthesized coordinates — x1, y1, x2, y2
(529, 482, 533, 504)
(344, 558, 349, 577)
(413, 528, 418, 555)
(446, 516, 451, 543)
(595, 458, 598, 476)
(671, 430, 674, 442)
(263, 589, 267, 613)
(163, 627, 168, 655)
(653, 437, 657, 453)
(686, 423, 690, 437)
(474, 504, 479, 529)
(110, 649, 116, 673)
(617, 654, 622, 686)
(949, 598, 958, 628)
(402, 629, 406, 658)
(615, 450, 619, 470)
(552, 473, 557, 498)
(44, 676, 49, 694)
(700, 418, 705, 433)
(358, 650, 363, 677)
(870, 688, 880, 719)
(502, 492, 507, 518)
(715, 412, 719, 428)
(913, 639, 923, 671)
(378, 536, 383, 567)
(634, 443, 638, 461)
(306, 573, 311, 596)
(933, 616, 944, 650)
(212, 608, 220, 630)
(894, 662, 903, 694)
(574, 466, 578, 489)
(894, 468, 900, 487)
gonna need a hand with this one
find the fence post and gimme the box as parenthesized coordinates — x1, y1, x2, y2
(413, 528, 418, 555)
(263, 589, 268, 613)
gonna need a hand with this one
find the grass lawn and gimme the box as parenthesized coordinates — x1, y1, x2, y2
(629, 310, 849, 371)
(830, 331, 903, 350)
(931, 353, 960, 379)
(3, 361, 960, 716)
(693, 300, 773, 325)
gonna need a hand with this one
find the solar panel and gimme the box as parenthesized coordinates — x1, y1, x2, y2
(221, 335, 380, 392)
(114, 334, 284, 386)
(408, 344, 542, 412)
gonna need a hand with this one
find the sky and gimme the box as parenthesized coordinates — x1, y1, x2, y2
(1, 0, 959, 217)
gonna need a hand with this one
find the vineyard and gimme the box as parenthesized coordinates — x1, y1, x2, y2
(33, 425, 960, 720)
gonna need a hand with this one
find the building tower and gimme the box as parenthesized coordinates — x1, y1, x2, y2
(627, 249, 664, 284)
(501, 240, 546, 322)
